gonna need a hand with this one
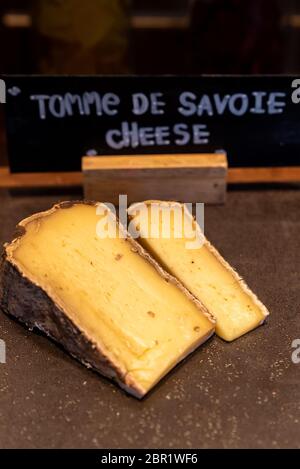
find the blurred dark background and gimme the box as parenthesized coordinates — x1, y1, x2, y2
(1, 0, 300, 168)
(0, 0, 300, 76)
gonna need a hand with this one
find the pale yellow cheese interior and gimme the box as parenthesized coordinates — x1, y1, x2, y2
(128, 202, 268, 341)
(9, 203, 213, 396)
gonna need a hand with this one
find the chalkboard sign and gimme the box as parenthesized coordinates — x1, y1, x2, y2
(4, 75, 300, 172)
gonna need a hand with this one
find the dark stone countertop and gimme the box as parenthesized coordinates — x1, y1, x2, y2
(0, 187, 299, 448)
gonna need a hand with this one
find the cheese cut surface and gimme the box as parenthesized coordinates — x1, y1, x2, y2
(0, 201, 214, 397)
(128, 201, 269, 341)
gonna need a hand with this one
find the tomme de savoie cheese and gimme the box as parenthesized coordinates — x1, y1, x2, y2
(128, 201, 269, 341)
(0, 201, 214, 397)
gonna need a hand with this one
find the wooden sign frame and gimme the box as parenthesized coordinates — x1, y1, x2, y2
(82, 153, 227, 204)
(0, 163, 299, 189)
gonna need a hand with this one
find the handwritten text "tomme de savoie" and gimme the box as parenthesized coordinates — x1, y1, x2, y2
(30, 90, 287, 150)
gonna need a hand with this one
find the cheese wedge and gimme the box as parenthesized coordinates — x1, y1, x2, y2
(128, 201, 269, 341)
(0, 201, 214, 397)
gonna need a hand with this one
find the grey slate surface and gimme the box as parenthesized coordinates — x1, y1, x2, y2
(0, 188, 299, 448)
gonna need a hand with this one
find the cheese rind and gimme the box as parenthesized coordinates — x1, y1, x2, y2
(0, 201, 214, 397)
(128, 200, 269, 341)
